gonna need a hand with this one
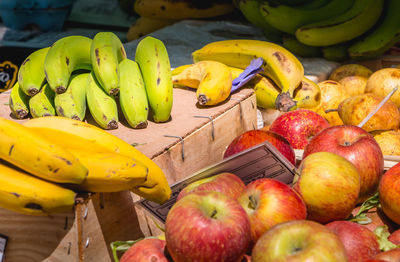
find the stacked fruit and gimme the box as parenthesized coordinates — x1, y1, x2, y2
(236, 0, 400, 61)
(0, 116, 171, 216)
(9, 32, 173, 129)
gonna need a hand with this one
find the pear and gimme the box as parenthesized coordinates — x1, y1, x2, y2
(338, 93, 400, 132)
(329, 64, 373, 97)
(372, 130, 400, 156)
(365, 68, 400, 107)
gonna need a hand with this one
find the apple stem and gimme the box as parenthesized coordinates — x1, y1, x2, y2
(210, 208, 218, 219)
(325, 108, 338, 113)
(357, 86, 398, 128)
(248, 195, 258, 210)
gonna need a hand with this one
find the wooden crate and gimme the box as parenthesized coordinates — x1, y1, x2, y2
(0, 87, 257, 262)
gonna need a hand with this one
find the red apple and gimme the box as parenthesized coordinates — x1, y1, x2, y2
(238, 178, 307, 243)
(177, 172, 245, 201)
(268, 109, 330, 149)
(293, 151, 360, 224)
(325, 220, 380, 262)
(120, 238, 169, 262)
(251, 220, 347, 262)
(373, 248, 400, 262)
(303, 125, 384, 203)
(223, 129, 296, 165)
(165, 191, 251, 262)
(379, 162, 400, 225)
(389, 229, 400, 245)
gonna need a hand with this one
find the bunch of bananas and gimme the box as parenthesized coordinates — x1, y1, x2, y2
(173, 39, 319, 112)
(0, 116, 171, 216)
(126, 0, 235, 41)
(236, 0, 400, 61)
(9, 32, 173, 129)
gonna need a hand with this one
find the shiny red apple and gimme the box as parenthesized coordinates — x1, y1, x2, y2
(251, 220, 347, 262)
(373, 248, 400, 262)
(165, 191, 251, 262)
(120, 238, 169, 262)
(238, 178, 307, 244)
(268, 109, 330, 149)
(223, 129, 296, 165)
(389, 229, 400, 245)
(325, 220, 380, 262)
(303, 125, 384, 203)
(379, 162, 400, 225)
(177, 172, 245, 201)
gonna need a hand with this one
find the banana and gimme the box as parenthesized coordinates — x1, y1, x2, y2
(0, 117, 88, 184)
(295, 0, 384, 47)
(133, 0, 235, 19)
(23, 116, 171, 204)
(17, 47, 49, 96)
(172, 61, 232, 106)
(0, 159, 76, 216)
(322, 42, 351, 62)
(86, 72, 119, 130)
(271, 0, 313, 5)
(348, 0, 400, 60)
(127, 16, 178, 42)
(259, 0, 355, 34)
(65, 148, 148, 193)
(135, 36, 173, 122)
(292, 76, 321, 109)
(237, 0, 282, 42)
(29, 82, 56, 118)
(192, 39, 304, 111)
(9, 82, 30, 119)
(44, 35, 92, 94)
(54, 73, 87, 121)
(282, 35, 322, 57)
(252, 75, 281, 109)
(91, 32, 127, 96)
(119, 58, 149, 129)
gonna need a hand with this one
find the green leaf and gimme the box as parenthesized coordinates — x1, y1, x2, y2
(110, 239, 143, 262)
(374, 225, 400, 252)
(348, 192, 380, 225)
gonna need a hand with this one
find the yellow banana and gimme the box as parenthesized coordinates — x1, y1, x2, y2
(119, 58, 149, 129)
(91, 32, 127, 95)
(192, 39, 304, 111)
(127, 16, 177, 42)
(0, 117, 88, 184)
(172, 61, 232, 106)
(54, 73, 87, 121)
(0, 160, 76, 216)
(23, 116, 171, 204)
(133, 0, 234, 19)
(9, 82, 30, 119)
(86, 72, 119, 130)
(17, 47, 49, 96)
(44, 35, 92, 94)
(29, 82, 56, 118)
(65, 148, 148, 193)
(135, 36, 173, 122)
(292, 76, 321, 109)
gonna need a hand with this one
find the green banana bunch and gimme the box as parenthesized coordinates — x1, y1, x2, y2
(259, 0, 355, 34)
(54, 73, 88, 121)
(322, 42, 351, 62)
(44, 35, 92, 94)
(348, 0, 400, 60)
(17, 47, 49, 96)
(282, 35, 322, 57)
(192, 39, 304, 111)
(86, 72, 118, 130)
(270, 0, 313, 5)
(90, 32, 127, 96)
(29, 83, 56, 118)
(295, 0, 384, 46)
(135, 36, 173, 122)
(119, 58, 149, 129)
(9, 82, 30, 119)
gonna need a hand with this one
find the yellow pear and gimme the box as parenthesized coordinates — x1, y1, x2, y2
(372, 130, 400, 156)
(338, 93, 400, 132)
(329, 64, 373, 97)
(365, 68, 400, 107)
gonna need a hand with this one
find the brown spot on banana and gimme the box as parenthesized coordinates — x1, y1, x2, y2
(54, 156, 72, 165)
(24, 203, 43, 211)
(28, 88, 39, 96)
(22, 58, 30, 66)
(11, 192, 20, 198)
(95, 48, 101, 66)
(57, 106, 65, 116)
(273, 52, 290, 74)
(56, 86, 66, 94)
(157, 77, 161, 85)
(8, 144, 14, 156)
(65, 56, 69, 66)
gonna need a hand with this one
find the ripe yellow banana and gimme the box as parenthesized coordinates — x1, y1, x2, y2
(127, 16, 177, 42)
(23, 116, 171, 204)
(133, 0, 234, 19)
(0, 117, 88, 184)
(44, 35, 92, 94)
(192, 39, 304, 111)
(9, 82, 30, 119)
(0, 160, 76, 216)
(172, 61, 232, 106)
(29, 82, 56, 118)
(17, 47, 49, 96)
(135, 36, 173, 122)
(65, 148, 148, 193)
(91, 32, 127, 96)
(54, 73, 87, 121)
(119, 58, 149, 129)
(86, 72, 119, 130)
